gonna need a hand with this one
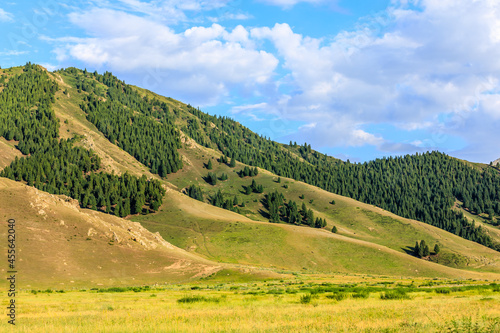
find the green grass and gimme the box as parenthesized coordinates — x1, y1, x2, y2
(148, 146, 500, 276)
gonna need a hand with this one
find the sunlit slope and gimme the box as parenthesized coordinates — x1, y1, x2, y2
(134, 147, 500, 277)
(49, 71, 158, 179)
(135, 205, 500, 279)
(45, 69, 500, 277)
(0, 177, 228, 288)
(0, 137, 23, 171)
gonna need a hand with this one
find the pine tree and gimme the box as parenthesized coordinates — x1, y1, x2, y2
(115, 200, 122, 217)
(207, 172, 217, 185)
(122, 198, 131, 217)
(229, 157, 236, 167)
(332, 226, 337, 233)
(423, 244, 430, 257)
(207, 159, 213, 170)
(433, 244, 441, 255)
(150, 200, 160, 211)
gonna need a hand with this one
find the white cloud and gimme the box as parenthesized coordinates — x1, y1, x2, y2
(52, 0, 500, 161)
(55, 8, 278, 106)
(0, 8, 14, 22)
(231, 102, 268, 114)
(39, 63, 59, 71)
(0, 50, 28, 56)
(94, 0, 232, 25)
(248, 1, 500, 160)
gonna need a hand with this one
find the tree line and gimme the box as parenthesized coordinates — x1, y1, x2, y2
(59, 67, 183, 177)
(183, 105, 499, 251)
(0, 64, 165, 217)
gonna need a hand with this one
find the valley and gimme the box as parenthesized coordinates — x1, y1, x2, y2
(0, 64, 499, 331)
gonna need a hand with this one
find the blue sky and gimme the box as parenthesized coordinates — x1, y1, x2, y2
(1, 0, 500, 163)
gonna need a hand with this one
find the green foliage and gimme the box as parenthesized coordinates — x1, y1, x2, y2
(434, 244, 441, 254)
(380, 289, 410, 300)
(207, 159, 213, 170)
(0, 64, 165, 217)
(352, 290, 370, 299)
(207, 172, 217, 185)
(264, 190, 319, 228)
(177, 295, 222, 303)
(314, 217, 327, 228)
(326, 292, 349, 301)
(443, 316, 500, 333)
(219, 155, 228, 164)
(238, 166, 258, 178)
(183, 104, 500, 251)
(187, 185, 204, 202)
(68, 68, 183, 177)
(434, 288, 451, 294)
(299, 294, 313, 304)
(332, 226, 338, 233)
(210, 190, 239, 213)
(414, 240, 430, 258)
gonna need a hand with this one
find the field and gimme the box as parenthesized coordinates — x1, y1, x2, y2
(4, 276, 500, 332)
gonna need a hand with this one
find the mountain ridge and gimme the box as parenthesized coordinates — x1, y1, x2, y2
(0, 63, 499, 286)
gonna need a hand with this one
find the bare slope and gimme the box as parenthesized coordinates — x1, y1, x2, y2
(0, 137, 23, 171)
(0, 177, 227, 288)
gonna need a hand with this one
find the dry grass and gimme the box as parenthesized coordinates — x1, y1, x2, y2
(3, 277, 500, 332)
(0, 137, 23, 171)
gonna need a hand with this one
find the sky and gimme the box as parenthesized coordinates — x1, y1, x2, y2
(1, 0, 500, 163)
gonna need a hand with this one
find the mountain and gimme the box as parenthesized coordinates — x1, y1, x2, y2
(0, 63, 499, 287)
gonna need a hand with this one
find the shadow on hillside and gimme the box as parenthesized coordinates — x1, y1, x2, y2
(258, 209, 270, 220)
(401, 246, 417, 256)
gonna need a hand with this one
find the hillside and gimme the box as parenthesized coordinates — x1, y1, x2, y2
(0, 63, 499, 286)
(53, 66, 500, 251)
(0, 177, 227, 288)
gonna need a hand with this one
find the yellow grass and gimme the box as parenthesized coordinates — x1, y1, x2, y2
(2, 277, 499, 332)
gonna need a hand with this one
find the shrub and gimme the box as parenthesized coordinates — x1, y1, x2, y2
(352, 291, 370, 299)
(326, 292, 348, 301)
(177, 295, 222, 303)
(380, 289, 410, 300)
(435, 288, 451, 294)
(300, 294, 313, 304)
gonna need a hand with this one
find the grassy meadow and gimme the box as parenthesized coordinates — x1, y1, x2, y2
(3, 276, 500, 332)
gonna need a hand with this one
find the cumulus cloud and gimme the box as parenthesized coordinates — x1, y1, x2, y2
(248, 0, 500, 161)
(55, 8, 278, 105)
(53, 0, 500, 162)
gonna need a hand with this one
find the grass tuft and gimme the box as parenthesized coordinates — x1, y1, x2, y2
(380, 289, 410, 300)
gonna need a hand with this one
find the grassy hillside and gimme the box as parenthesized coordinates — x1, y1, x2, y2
(132, 143, 500, 275)
(0, 177, 284, 288)
(0, 64, 499, 287)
